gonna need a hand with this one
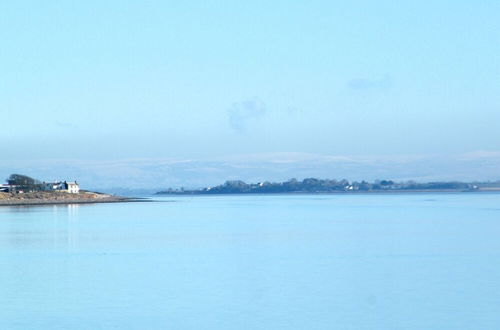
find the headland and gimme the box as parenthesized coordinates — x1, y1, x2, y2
(0, 174, 143, 206)
(0, 190, 140, 207)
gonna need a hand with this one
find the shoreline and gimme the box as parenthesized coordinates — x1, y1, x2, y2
(157, 188, 500, 196)
(0, 192, 149, 207)
(0, 197, 148, 207)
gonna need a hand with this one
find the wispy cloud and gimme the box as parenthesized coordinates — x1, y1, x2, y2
(347, 75, 393, 91)
(55, 121, 79, 129)
(228, 98, 266, 132)
(286, 106, 302, 116)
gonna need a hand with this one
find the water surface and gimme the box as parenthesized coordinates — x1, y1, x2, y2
(1, 193, 500, 329)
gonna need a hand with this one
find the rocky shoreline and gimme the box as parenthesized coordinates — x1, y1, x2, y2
(0, 191, 142, 206)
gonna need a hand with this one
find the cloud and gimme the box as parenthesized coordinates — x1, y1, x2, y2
(286, 106, 303, 116)
(228, 98, 266, 132)
(55, 121, 79, 129)
(347, 75, 393, 91)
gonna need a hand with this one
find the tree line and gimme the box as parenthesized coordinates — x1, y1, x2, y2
(157, 178, 476, 195)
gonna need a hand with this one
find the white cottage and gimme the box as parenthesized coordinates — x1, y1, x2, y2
(65, 182, 80, 194)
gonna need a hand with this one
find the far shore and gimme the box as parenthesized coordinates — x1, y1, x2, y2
(157, 188, 500, 196)
(156, 178, 500, 196)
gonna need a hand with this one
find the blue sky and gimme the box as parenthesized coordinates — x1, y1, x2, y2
(1, 1, 499, 186)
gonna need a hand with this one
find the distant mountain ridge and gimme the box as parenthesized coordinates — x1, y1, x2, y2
(1, 151, 500, 194)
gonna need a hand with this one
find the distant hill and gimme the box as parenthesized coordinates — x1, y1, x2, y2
(2, 152, 500, 193)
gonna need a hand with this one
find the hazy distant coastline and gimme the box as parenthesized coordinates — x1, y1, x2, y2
(157, 178, 500, 195)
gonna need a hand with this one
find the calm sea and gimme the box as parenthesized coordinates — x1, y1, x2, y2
(1, 193, 500, 329)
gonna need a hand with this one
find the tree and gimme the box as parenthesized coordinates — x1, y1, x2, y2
(7, 174, 42, 192)
(380, 180, 394, 186)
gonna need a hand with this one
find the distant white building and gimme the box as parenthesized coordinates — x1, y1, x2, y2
(66, 182, 80, 194)
(42, 181, 80, 194)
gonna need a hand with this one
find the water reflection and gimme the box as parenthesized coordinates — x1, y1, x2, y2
(0, 203, 81, 214)
(0, 204, 80, 249)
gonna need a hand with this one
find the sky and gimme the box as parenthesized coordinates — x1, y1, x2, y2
(1, 1, 499, 187)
